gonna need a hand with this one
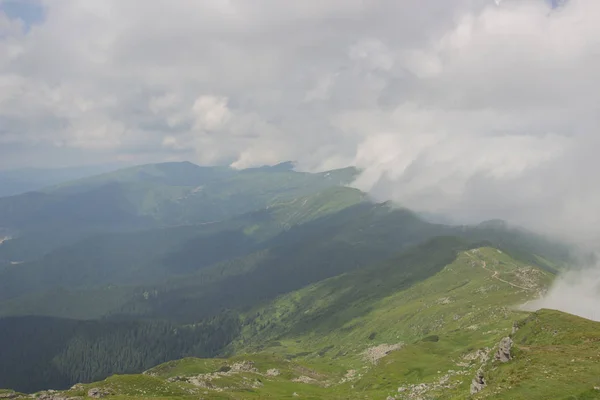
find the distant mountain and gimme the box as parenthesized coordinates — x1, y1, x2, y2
(0, 164, 122, 198)
(0, 161, 358, 232)
(0, 162, 359, 261)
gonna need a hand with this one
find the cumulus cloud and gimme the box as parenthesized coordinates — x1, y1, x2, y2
(1, 0, 600, 242)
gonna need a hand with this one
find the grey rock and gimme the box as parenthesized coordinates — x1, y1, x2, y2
(470, 368, 486, 395)
(37, 395, 81, 400)
(494, 337, 513, 363)
(87, 388, 112, 398)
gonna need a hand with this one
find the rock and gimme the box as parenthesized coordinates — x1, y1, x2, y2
(386, 396, 395, 400)
(0, 391, 18, 399)
(37, 394, 81, 400)
(69, 384, 84, 391)
(230, 361, 258, 373)
(361, 343, 404, 364)
(266, 368, 280, 376)
(470, 368, 486, 395)
(494, 337, 513, 363)
(292, 392, 299, 397)
(292, 376, 319, 384)
(87, 388, 113, 398)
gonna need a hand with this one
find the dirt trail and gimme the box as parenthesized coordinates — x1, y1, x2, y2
(466, 251, 531, 291)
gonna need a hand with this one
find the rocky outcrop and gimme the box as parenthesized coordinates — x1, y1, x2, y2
(37, 394, 82, 400)
(470, 368, 486, 395)
(362, 343, 404, 364)
(87, 388, 113, 398)
(494, 337, 513, 363)
(230, 361, 258, 373)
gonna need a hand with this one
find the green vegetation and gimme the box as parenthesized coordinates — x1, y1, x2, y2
(0, 313, 240, 393)
(5, 247, 597, 399)
(0, 161, 590, 399)
(481, 309, 600, 399)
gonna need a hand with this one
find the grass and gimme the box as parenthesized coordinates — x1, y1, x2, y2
(12, 247, 600, 399)
(479, 309, 600, 399)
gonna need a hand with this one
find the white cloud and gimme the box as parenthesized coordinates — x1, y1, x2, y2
(1, 0, 600, 243)
(192, 96, 232, 131)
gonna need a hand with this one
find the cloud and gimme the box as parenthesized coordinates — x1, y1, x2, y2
(523, 267, 600, 321)
(1, 0, 600, 243)
(2, 0, 600, 321)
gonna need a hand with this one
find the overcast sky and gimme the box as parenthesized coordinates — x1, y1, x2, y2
(1, 0, 599, 239)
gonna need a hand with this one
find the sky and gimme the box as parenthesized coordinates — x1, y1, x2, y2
(1, 0, 600, 240)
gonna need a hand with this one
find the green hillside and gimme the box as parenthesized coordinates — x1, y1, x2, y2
(0, 162, 358, 262)
(0, 186, 367, 315)
(0, 161, 589, 399)
(0, 162, 358, 232)
(4, 247, 597, 399)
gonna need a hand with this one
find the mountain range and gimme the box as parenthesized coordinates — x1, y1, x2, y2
(0, 161, 595, 400)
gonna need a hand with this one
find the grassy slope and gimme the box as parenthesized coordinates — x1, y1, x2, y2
(480, 309, 600, 399)
(15, 247, 599, 399)
(0, 162, 358, 264)
(0, 162, 358, 230)
(0, 187, 366, 319)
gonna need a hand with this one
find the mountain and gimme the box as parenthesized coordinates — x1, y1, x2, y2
(0, 161, 358, 232)
(0, 162, 358, 262)
(2, 246, 597, 398)
(0, 164, 122, 198)
(0, 160, 590, 398)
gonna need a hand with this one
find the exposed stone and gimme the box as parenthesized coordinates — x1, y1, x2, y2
(462, 348, 490, 363)
(362, 343, 404, 364)
(230, 361, 258, 373)
(87, 388, 113, 398)
(340, 369, 359, 384)
(167, 376, 187, 382)
(37, 394, 81, 400)
(494, 337, 513, 363)
(470, 368, 486, 395)
(266, 369, 280, 376)
(292, 376, 319, 384)
(512, 321, 519, 335)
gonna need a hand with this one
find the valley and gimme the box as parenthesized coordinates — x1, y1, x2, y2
(0, 162, 595, 399)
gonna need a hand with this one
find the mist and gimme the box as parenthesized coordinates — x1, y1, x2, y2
(522, 266, 600, 321)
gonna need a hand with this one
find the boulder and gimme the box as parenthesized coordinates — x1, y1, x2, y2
(494, 337, 513, 363)
(470, 368, 486, 395)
